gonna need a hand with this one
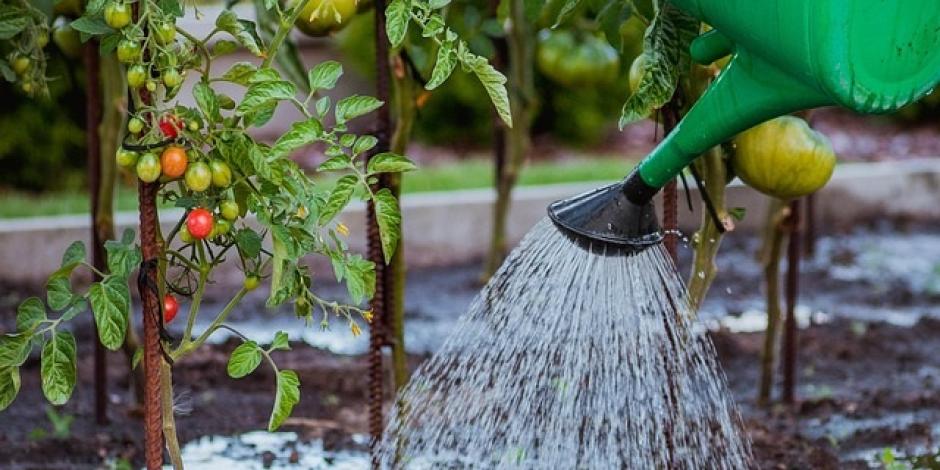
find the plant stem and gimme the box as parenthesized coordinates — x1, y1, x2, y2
(260, 0, 312, 69)
(173, 287, 248, 360)
(482, 0, 535, 279)
(687, 146, 729, 312)
(160, 361, 184, 469)
(758, 198, 789, 407)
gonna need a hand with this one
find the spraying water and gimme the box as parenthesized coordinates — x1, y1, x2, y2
(375, 218, 752, 469)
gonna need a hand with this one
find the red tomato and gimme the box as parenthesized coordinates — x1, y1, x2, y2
(163, 294, 179, 323)
(159, 114, 183, 139)
(186, 208, 214, 240)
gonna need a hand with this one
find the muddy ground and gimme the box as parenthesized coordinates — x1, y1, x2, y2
(2, 227, 940, 469)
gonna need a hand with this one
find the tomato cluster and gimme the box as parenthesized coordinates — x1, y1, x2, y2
(103, 0, 187, 95)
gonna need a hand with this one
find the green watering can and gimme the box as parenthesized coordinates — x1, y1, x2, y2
(549, 0, 940, 252)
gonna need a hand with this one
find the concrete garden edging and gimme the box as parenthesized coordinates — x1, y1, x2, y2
(2, 158, 939, 285)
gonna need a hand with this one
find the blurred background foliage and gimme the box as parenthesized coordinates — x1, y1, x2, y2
(1, 0, 938, 195)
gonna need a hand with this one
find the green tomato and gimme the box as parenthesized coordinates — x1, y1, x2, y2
(104, 2, 132, 29)
(21, 82, 33, 94)
(187, 119, 200, 131)
(136, 153, 162, 183)
(220, 200, 240, 221)
(145, 80, 158, 92)
(36, 32, 49, 49)
(162, 68, 182, 88)
(209, 160, 232, 188)
(153, 21, 176, 45)
(126, 64, 147, 88)
(178, 226, 194, 244)
(213, 219, 232, 237)
(293, 0, 358, 37)
(116, 148, 139, 167)
(127, 117, 145, 134)
(184, 161, 212, 192)
(243, 276, 260, 291)
(116, 39, 141, 63)
(12, 56, 30, 75)
(53, 26, 82, 58)
(628, 54, 647, 94)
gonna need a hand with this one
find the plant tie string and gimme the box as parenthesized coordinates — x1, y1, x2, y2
(138, 257, 175, 365)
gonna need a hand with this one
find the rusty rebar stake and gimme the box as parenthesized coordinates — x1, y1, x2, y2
(661, 100, 681, 264)
(368, 0, 393, 466)
(782, 199, 801, 405)
(84, 38, 109, 426)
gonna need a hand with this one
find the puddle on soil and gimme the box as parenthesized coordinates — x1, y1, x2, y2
(800, 410, 940, 466)
(188, 230, 940, 356)
(167, 431, 370, 469)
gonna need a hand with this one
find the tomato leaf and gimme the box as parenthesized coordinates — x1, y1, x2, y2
(45, 274, 73, 312)
(0, 334, 32, 368)
(335, 95, 383, 125)
(211, 40, 239, 57)
(16, 297, 46, 333)
(60, 241, 86, 271)
(373, 188, 402, 264)
(352, 136, 378, 155)
(237, 81, 296, 116)
(268, 369, 300, 431)
(367, 153, 417, 174)
(385, 0, 410, 48)
(461, 52, 512, 127)
(215, 10, 263, 56)
(220, 61, 258, 86)
(0, 366, 20, 412)
(69, 16, 113, 38)
(307, 60, 342, 93)
(89, 278, 129, 351)
(40, 331, 76, 406)
(104, 229, 140, 279)
(227, 341, 262, 379)
(426, 40, 457, 90)
(618, 2, 698, 128)
(269, 331, 290, 351)
(194, 82, 221, 122)
(271, 118, 324, 159)
(0, 8, 29, 40)
(319, 175, 358, 224)
(235, 228, 263, 259)
(343, 255, 375, 305)
(60, 298, 88, 323)
(317, 155, 352, 172)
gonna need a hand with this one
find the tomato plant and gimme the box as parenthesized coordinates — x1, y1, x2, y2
(1, 0, 510, 462)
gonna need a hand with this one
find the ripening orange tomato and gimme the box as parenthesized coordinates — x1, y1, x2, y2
(161, 146, 188, 179)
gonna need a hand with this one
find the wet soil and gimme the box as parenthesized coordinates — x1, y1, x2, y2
(2, 228, 940, 469)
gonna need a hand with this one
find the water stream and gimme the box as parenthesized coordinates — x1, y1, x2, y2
(374, 218, 753, 468)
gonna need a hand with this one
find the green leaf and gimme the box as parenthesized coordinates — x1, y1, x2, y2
(16, 297, 46, 333)
(270, 331, 290, 351)
(221, 61, 258, 86)
(315, 96, 331, 117)
(373, 188, 402, 264)
(69, 16, 113, 37)
(40, 331, 76, 406)
(60, 298, 88, 322)
(618, 3, 698, 128)
(0, 8, 29, 40)
(344, 255, 375, 304)
(236, 81, 297, 115)
(0, 334, 31, 368)
(104, 229, 140, 279)
(271, 118, 324, 159)
(551, 0, 581, 28)
(385, 0, 410, 47)
(211, 39, 240, 57)
(60, 241, 86, 270)
(352, 136, 378, 155)
(227, 341, 262, 379)
(216, 10, 263, 56)
(464, 54, 512, 127)
(194, 82, 222, 122)
(317, 155, 352, 172)
(268, 370, 300, 431)
(367, 153, 417, 174)
(307, 60, 342, 92)
(45, 275, 72, 311)
(235, 228, 263, 259)
(334, 95, 383, 125)
(427, 41, 457, 90)
(319, 175, 358, 223)
(131, 347, 143, 370)
(89, 278, 130, 351)
(0, 366, 20, 411)
(729, 207, 747, 221)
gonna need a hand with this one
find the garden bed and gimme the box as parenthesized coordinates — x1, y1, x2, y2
(2, 227, 939, 468)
